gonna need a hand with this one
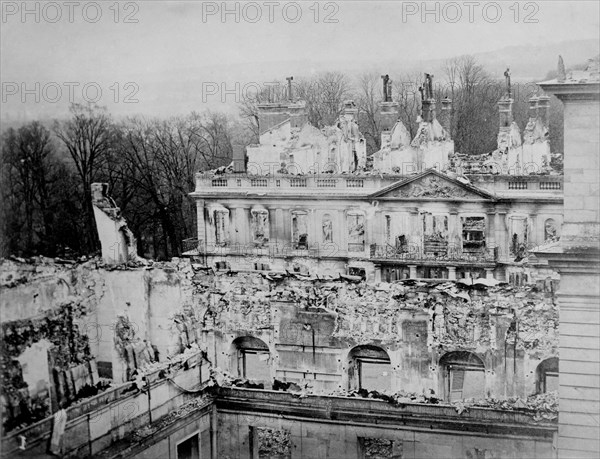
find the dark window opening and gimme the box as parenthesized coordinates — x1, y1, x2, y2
(536, 358, 558, 394)
(177, 434, 200, 459)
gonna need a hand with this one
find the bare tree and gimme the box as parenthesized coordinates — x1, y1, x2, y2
(355, 72, 382, 153)
(54, 104, 116, 253)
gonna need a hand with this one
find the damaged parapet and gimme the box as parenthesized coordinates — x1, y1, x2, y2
(246, 89, 366, 174)
(91, 183, 140, 264)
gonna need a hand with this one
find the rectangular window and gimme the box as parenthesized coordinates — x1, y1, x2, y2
(240, 350, 270, 381)
(462, 216, 486, 254)
(214, 210, 229, 246)
(347, 213, 365, 252)
(358, 359, 391, 392)
(423, 213, 448, 255)
(292, 212, 308, 249)
(177, 433, 200, 459)
(447, 367, 485, 401)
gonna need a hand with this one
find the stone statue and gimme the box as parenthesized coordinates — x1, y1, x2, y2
(381, 74, 391, 102)
(504, 68, 511, 98)
(423, 73, 434, 99)
(557, 56, 566, 82)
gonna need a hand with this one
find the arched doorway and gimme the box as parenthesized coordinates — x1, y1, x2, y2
(232, 336, 270, 381)
(348, 345, 391, 392)
(439, 351, 485, 401)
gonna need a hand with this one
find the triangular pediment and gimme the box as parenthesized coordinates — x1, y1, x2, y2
(370, 170, 495, 200)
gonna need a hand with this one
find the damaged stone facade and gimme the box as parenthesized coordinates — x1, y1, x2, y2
(190, 72, 563, 285)
(0, 256, 558, 445)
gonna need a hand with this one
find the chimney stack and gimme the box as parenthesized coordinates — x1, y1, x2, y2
(343, 100, 358, 122)
(537, 94, 550, 127)
(440, 97, 452, 137)
(421, 99, 436, 123)
(232, 144, 247, 173)
(498, 96, 514, 130)
(528, 95, 539, 120)
(256, 102, 291, 135)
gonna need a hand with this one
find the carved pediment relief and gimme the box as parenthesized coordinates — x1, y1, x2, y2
(373, 171, 493, 200)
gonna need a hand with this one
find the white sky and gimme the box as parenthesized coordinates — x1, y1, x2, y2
(2, 0, 599, 120)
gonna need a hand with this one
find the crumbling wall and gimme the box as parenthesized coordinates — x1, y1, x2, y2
(1, 257, 558, 434)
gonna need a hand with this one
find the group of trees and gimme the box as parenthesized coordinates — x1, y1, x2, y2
(1, 105, 240, 259)
(1, 55, 565, 260)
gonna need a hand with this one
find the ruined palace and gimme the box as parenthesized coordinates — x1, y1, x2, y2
(6, 62, 594, 458)
(188, 75, 562, 285)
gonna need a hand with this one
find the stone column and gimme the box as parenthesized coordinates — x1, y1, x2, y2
(484, 268, 495, 280)
(538, 64, 600, 458)
(447, 266, 457, 280)
(408, 265, 418, 279)
(496, 208, 508, 261)
(529, 213, 538, 248)
(449, 208, 459, 258)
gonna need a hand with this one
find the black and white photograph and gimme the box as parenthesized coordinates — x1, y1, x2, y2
(1, 1, 599, 457)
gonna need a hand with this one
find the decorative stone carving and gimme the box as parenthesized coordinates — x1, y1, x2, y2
(388, 175, 470, 198)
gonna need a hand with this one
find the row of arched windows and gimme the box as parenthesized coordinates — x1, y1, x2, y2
(232, 337, 558, 400)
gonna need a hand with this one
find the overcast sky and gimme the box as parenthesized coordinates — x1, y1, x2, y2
(2, 1, 599, 120)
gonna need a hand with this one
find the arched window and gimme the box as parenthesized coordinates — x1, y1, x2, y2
(536, 358, 558, 393)
(348, 345, 391, 392)
(440, 352, 485, 401)
(232, 336, 270, 381)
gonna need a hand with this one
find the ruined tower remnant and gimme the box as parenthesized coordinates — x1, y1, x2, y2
(91, 183, 140, 265)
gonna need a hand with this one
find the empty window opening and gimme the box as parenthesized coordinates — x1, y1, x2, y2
(291, 211, 308, 249)
(251, 209, 270, 245)
(348, 267, 366, 280)
(347, 211, 366, 252)
(422, 213, 449, 256)
(440, 352, 485, 402)
(536, 357, 558, 394)
(348, 345, 391, 392)
(233, 336, 270, 381)
(462, 217, 486, 254)
(177, 433, 200, 459)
